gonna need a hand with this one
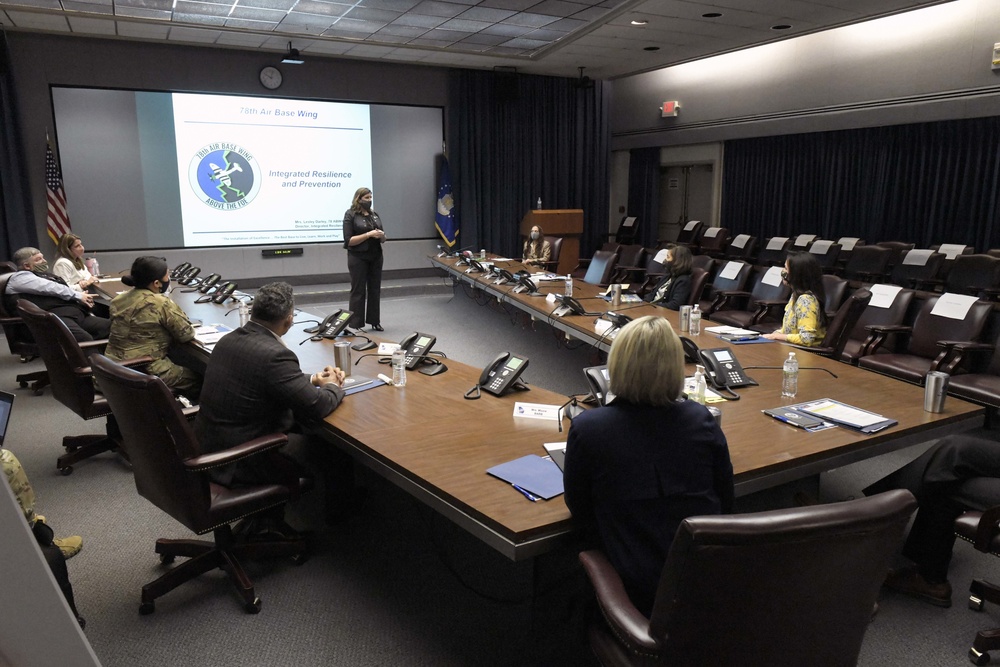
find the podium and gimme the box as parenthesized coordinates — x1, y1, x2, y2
(520, 209, 582, 275)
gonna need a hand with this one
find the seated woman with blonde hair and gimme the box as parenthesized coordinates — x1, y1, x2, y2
(564, 315, 734, 617)
(52, 234, 98, 293)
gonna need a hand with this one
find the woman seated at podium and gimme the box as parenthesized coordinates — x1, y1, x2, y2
(521, 225, 551, 267)
(564, 316, 734, 617)
(763, 251, 827, 347)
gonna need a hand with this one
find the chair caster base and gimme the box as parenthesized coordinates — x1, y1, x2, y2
(971, 595, 985, 612)
(139, 601, 155, 615)
(59, 466, 73, 476)
(245, 597, 262, 614)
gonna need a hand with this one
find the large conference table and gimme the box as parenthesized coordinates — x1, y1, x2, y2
(102, 262, 984, 562)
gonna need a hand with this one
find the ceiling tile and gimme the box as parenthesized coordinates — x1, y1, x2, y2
(480, 22, 530, 36)
(478, 0, 540, 11)
(3, 0, 62, 8)
(215, 28, 271, 42)
(500, 35, 547, 48)
(114, 6, 171, 18)
(390, 12, 445, 27)
(63, 1, 114, 13)
(359, 0, 422, 10)
(293, 0, 350, 16)
(407, 36, 458, 46)
(456, 6, 515, 21)
(235, 0, 298, 11)
(529, 0, 587, 18)
(409, 0, 468, 18)
(67, 14, 116, 30)
(459, 31, 507, 44)
(344, 6, 401, 21)
(544, 16, 585, 29)
(377, 22, 427, 36)
(501, 11, 558, 27)
(174, 1, 230, 16)
(115, 20, 172, 36)
(228, 5, 284, 19)
(368, 32, 412, 42)
(436, 17, 491, 31)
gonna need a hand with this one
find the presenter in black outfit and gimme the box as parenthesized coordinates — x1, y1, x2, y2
(342, 187, 386, 331)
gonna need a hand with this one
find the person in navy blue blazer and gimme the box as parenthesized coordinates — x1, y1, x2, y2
(564, 315, 734, 617)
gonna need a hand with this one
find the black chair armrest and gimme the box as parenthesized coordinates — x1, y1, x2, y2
(750, 299, 788, 325)
(78, 355, 154, 378)
(932, 341, 992, 375)
(579, 550, 661, 655)
(975, 505, 1000, 551)
(79, 338, 109, 356)
(181, 405, 200, 420)
(712, 290, 752, 313)
(862, 324, 912, 356)
(183, 432, 289, 472)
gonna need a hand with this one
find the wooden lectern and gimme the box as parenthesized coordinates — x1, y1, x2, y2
(520, 209, 583, 275)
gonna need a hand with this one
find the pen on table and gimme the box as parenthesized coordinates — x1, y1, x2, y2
(512, 484, 539, 502)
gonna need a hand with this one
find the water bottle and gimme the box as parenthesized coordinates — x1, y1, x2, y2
(391, 348, 407, 387)
(692, 365, 707, 405)
(565, 275, 573, 297)
(689, 304, 701, 336)
(537, 197, 542, 210)
(91, 255, 100, 277)
(238, 301, 249, 327)
(782, 352, 799, 398)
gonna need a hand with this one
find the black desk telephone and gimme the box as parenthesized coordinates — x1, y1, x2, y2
(196, 273, 222, 293)
(178, 266, 201, 285)
(305, 309, 353, 338)
(583, 365, 615, 406)
(698, 347, 757, 389)
(479, 352, 529, 396)
(511, 275, 539, 295)
(210, 282, 238, 304)
(553, 294, 588, 317)
(170, 262, 191, 279)
(399, 332, 437, 369)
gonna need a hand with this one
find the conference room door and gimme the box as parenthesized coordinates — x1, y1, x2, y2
(659, 164, 715, 242)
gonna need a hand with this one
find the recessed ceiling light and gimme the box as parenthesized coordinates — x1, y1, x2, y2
(702, 12, 722, 18)
(643, 46, 660, 51)
(771, 24, 792, 30)
(631, 19, 648, 26)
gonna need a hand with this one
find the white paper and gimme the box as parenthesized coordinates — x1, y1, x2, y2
(684, 220, 700, 231)
(902, 249, 935, 266)
(543, 442, 567, 455)
(705, 325, 759, 336)
(594, 319, 613, 335)
(838, 237, 860, 251)
(938, 244, 966, 260)
(762, 265, 784, 287)
(513, 402, 562, 420)
(653, 248, 670, 264)
(622, 216, 637, 228)
(731, 234, 750, 249)
(766, 236, 788, 251)
(809, 240, 833, 254)
(800, 400, 885, 428)
(193, 324, 233, 346)
(868, 284, 904, 309)
(795, 234, 817, 246)
(703, 226, 722, 238)
(377, 342, 401, 355)
(719, 261, 743, 280)
(931, 292, 978, 320)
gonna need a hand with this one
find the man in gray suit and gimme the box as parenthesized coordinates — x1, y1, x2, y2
(195, 282, 352, 531)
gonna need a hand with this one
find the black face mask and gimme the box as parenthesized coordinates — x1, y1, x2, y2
(360, 200, 372, 210)
(159, 279, 170, 294)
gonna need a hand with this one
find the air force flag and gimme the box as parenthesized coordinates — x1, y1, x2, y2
(435, 157, 458, 247)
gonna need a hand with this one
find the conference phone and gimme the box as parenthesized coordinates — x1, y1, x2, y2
(305, 309, 353, 338)
(478, 352, 529, 396)
(210, 282, 238, 304)
(698, 347, 756, 389)
(511, 275, 539, 295)
(196, 273, 222, 293)
(170, 262, 192, 279)
(399, 332, 437, 369)
(177, 266, 201, 285)
(583, 365, 615, 406)
(553, 294, 588, 317)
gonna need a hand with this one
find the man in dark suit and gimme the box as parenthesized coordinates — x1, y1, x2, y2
(5, 246, 110, 341)
(195, 281, 354, 529)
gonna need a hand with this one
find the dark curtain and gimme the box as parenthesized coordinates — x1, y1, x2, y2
(447, 70, 609, 259)
(721, 117, 1000, 250)
(627, 147, 660, 248)
(0, 28, 37, 259)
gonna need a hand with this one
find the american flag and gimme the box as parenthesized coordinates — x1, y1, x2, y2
(45, 141, 72, 244)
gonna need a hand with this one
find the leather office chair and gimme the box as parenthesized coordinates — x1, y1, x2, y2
(823, 274, 849, 318)
(939, 255, 1000, 300)
(858, 295, 992, 384)
(573, 242, 619, 278)
(16, 299, 133, 475)
(579, 490, 916, 667)
(723, 234, 757, 262)
(699, 260, 752, 314)
(636, 248, 669, 296)
(90, 353, 310, 615)
(808, 240, 842, 272)
(875, 241, 916, 272)
(611, 245, 646, 283)
(955, 495, 1000, 666)
(890, 250, 945, 290)
(756, 236, 792, 267)
(931, 243, 976, 283)
(675, 220, 703, 247)
(936, 326, 1000, 414)
(792, 233, 818, 250)
(0, 270, 49, 394)
(794, 288, 872, 359)
(687, 268, 710, 307)
(697, 227, 730, 258)
(582, 249, 619, 286)
(690, 253, 717, 279)
(539, 235, 563, 273)
(611, 215, 640, 245)
(843, 245, 892, 284)
(710, 267, 790, 329)
(841, 287, 915, 365)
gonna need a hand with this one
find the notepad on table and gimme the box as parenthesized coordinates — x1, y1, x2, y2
(487, 454, 564, 500)
(193, 324, 233, 347)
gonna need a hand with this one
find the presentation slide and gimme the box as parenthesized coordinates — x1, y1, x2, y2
(51, 87, 442, 251)
(173, 94, 371, 246)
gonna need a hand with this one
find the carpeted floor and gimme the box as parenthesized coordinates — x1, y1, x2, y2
(4, 279, 1000, 666)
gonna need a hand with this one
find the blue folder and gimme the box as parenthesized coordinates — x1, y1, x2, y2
(486, 454, 564, 500)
